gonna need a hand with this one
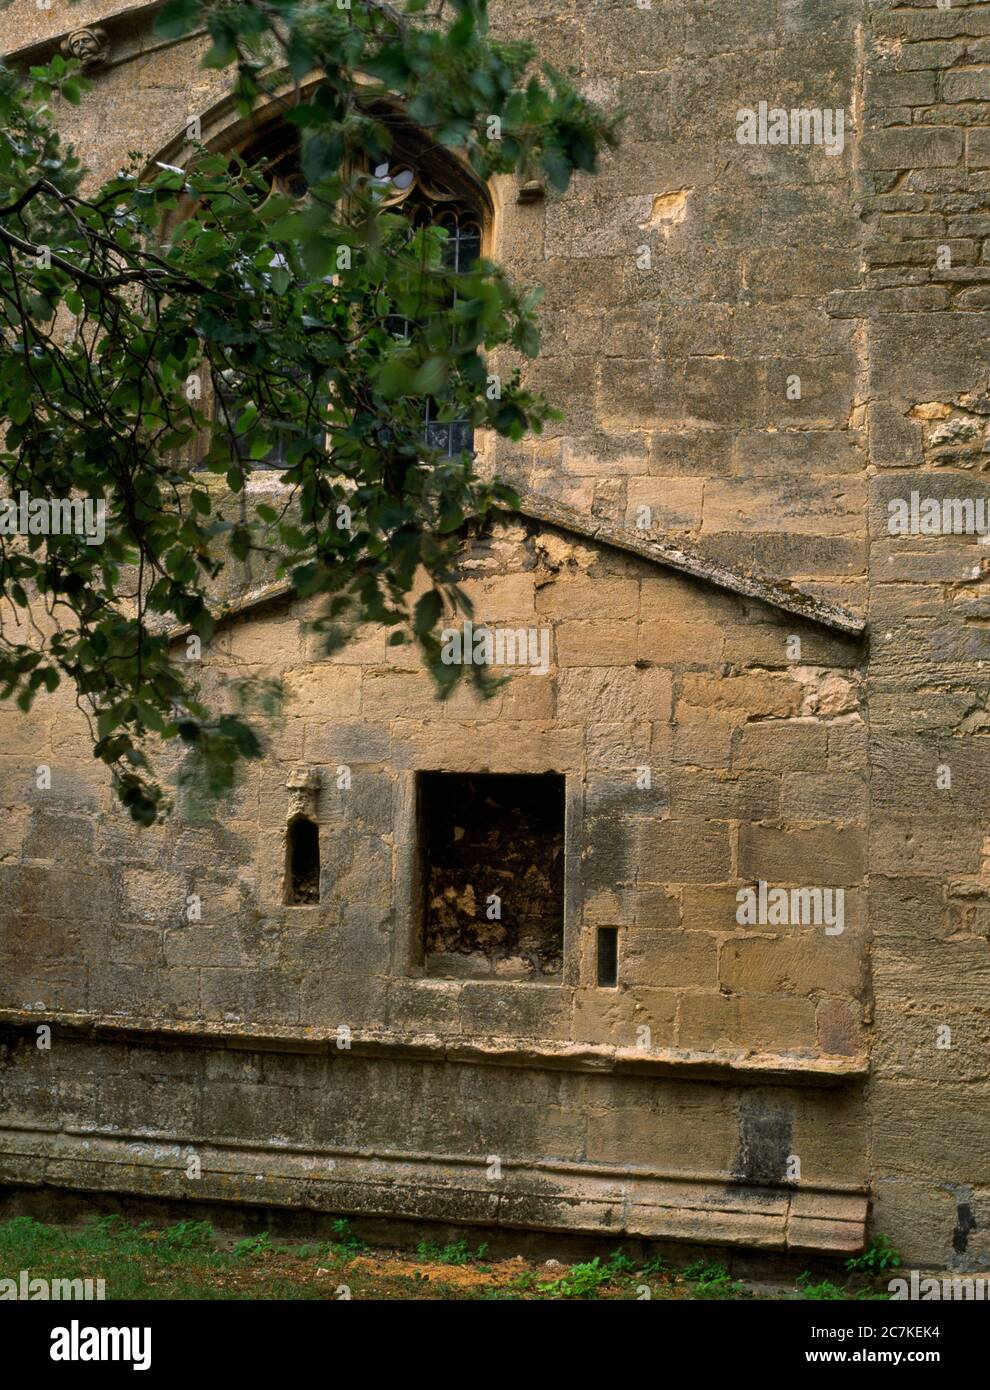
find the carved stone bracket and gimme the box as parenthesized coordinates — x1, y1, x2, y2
(517, 180, 545, 204)
(60, 28, 110, 69)
(286, 767, 320, 820)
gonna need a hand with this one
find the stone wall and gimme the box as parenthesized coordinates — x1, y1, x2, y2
(1, 0, 990, 1267)
(0, 515, 867, 1053)
(490, 0, 866, 605)
(0, 1023, 868, 1251)
(854, 0, 990, 1270)
(0, 504, 870, 1251)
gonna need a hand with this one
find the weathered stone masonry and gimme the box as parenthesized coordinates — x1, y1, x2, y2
(0, 0, 989, 1268)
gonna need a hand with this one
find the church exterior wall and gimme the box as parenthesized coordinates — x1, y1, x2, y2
(2, 0, 990, 1268)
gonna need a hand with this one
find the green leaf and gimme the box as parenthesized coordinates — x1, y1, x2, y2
(154, 0, 200, 40)
(411, 356, 448, 394)
(270, 265, 291, 296)
(517, 319, 540, 357)
(377, 355, 417, 399)
(438, 502, 465, 534)
(301, 132, 343, 186)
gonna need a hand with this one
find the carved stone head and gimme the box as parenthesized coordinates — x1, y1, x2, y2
(61, 27, 110, 69)
(285, 767, 321, 821)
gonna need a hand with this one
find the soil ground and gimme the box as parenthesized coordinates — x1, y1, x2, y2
(0, 1213, 895, 1300)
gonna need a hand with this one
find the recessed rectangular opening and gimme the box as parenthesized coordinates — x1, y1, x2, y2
(285, 816, 320, 905)
(417, 771, 565, 980)
(597, 927, 618, 988)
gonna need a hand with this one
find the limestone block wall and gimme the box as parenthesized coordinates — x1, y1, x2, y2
(2, 0, 990, 1266)
(8, 0, 870, 594)
(0, 1025, 868, 1251)
(490, 0, 867, 601)
(852, 0, 990, 1270)
(1, 517, 867, 1054)
(0, 508, 869, 1250)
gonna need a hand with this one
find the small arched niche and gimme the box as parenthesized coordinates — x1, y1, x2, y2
(285, 814, 321, 905)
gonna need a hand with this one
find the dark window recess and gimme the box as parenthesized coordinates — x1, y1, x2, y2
(423, 397, 474, 460)
(286, 816, 320, 904)
(418, 772, 565, 979)
(597, 926, 619, 988)
(240, 123, 308, 199)
(417, 207, 479, 457)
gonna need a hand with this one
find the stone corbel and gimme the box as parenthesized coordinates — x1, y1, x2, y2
(286, 767, 321, 820)
(60, 27, 110, 69)
(517, 179, 545, 204)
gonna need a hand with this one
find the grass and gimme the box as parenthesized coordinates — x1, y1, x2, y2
(414, 1237, 488, 1266)
(0, 1215, 896, 1301)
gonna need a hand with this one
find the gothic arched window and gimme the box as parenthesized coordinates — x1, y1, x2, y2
(213, 118, 487, 468)
(372, 161, 483, 460)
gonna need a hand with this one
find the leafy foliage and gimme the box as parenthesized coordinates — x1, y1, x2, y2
(415, 1235, 488, 1265)
(0, 1, 617, 821)
(327, 1217, 368, 1256)
(795, 1271, 848, 1300)
(680, 1257, 746, 1299)
(535, 1248, 641, 1299)
(845, 1234, 902, 1276)
(232, 1231, 276, 1258)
